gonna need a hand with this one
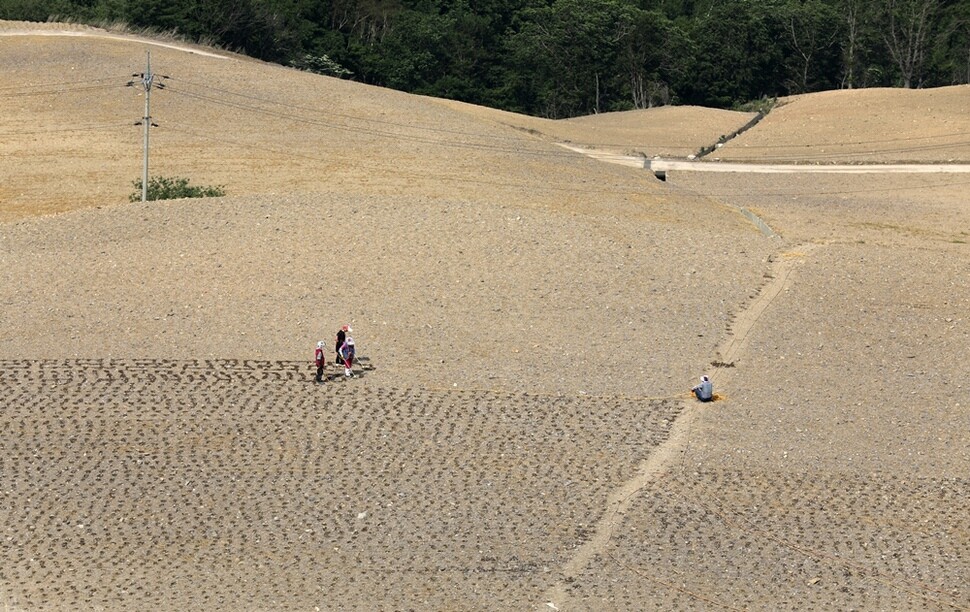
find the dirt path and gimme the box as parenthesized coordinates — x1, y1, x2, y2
(714, 243, 820, 370)
(538, 240, 818, 611)
(537, 402, 699, 611)
(561, 144, 970, 174)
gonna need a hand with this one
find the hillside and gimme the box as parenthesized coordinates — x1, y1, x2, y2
(716, 85, 970, 163)
(1, 20, 743, 223)
(1, 21, 968, 612)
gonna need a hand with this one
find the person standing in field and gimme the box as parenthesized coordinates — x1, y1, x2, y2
(335, 325, 350, 366)
(340, 336, 356, 377)
(314, 341, 326, 383)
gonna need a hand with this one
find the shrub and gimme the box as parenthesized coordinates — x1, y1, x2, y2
(290, 54, 353, 78)
(735, 96, 779, 115)
(130, 176, 226, 202)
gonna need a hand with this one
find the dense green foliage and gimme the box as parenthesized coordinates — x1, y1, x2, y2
(130, 176, 226, 201)
(3, 0, 967, 117)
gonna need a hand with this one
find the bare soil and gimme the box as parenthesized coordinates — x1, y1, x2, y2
(713, 86, 970, 163)
(1, 21, 967, 612)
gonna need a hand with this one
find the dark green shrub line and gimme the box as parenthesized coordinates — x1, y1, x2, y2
(129, 176, 226, 202)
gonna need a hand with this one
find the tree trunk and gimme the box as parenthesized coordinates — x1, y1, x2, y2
(884, 0, 938, 88)
(840, 0, 862, 89)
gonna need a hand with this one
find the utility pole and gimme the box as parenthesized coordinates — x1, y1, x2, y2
(141, 50, 153, 202)
(128, 50, 166, 202)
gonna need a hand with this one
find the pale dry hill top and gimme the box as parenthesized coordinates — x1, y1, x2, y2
(715, 85, 970, 163)
(431, 97, 757, 159)
(1, 19, 746, 223)
(5, 21, 968, 224)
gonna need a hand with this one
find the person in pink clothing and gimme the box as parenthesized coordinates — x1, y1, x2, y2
(340, 336, 356, 377)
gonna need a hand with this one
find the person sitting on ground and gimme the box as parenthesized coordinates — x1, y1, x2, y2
(691, 375, 713, 402)
(340, 336, 356, 377)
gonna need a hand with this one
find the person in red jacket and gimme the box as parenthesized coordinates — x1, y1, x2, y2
(314, 340, 326, 383)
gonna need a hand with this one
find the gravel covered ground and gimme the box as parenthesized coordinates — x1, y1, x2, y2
(1, 21, 968, 611)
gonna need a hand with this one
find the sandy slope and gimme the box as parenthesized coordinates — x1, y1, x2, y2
(714, 86, 970, 163)
(1, 21, 968, 612)
(431, 98, 758, 159)
(0, 21, 754, 223)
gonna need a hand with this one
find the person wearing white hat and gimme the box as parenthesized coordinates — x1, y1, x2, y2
(314, 341, 326, 383)
(691, 375, 713, 402)
(340, 336, 356, 377)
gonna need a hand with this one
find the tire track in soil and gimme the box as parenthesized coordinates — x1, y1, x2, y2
(538, 242, 818, 611)
(714, 243, 820, 375)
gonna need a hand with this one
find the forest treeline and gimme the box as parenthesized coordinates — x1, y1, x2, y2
(3, 0, 968, 118)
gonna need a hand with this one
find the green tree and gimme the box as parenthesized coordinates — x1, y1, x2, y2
(127, 0, 197, 35)
(8, 0, 969, 116)
(685, 0, 787, 107)
(505, 0, 632, 117)
(0, 0, 77, 20)
(932, 0, 970, 84)
(344, 6, 441, 91)
(619, 9, 693, 108)
(882, 0, 941, 87)
(781, 0, 843, 93)
(89, 0, 127, 21)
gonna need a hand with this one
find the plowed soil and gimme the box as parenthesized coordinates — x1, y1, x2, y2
(1, 20, 967, 612)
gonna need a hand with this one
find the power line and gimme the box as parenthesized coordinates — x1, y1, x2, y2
(4, 57, 966, 191)
(732, 131, 970, 149)
(168, 76, 970, 153)
(155, 115, 970, 199)
(160, 81, 970, 162)
(161, 83, 577, 159)
(2, 68, 968, 159)
(1, 68, 966, 162)
(159, 121, 650, 196)
(0, 76, 119, 91)
(167, 76, 533, 144)
(0, 83, 127, 98)
(0, 123, 134, 136)
(161, 123, 330, 163)
(676, 177, 970, 198)
(9, 67, 962, 155)
(718, 139, 970, 161)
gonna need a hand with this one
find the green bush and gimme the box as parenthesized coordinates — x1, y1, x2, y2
(130, 176, 226, 202)
(735, 96, 779, 115)
(290, 54, 353, 78)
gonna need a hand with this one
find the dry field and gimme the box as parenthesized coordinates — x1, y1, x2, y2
(1, 21, 968, 611)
